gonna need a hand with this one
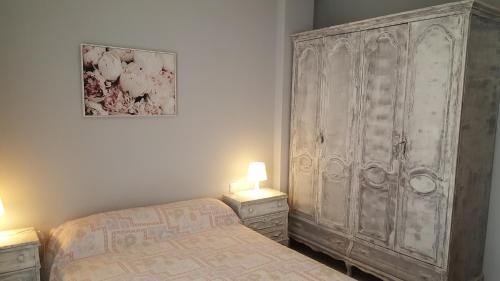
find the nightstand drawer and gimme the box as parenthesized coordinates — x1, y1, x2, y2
(240, 198, 288, 219)
(0, 248, 36, 273)
(243, 212, 287, 230)
(260, 226, 287, 242)
(0, 268, 36, 281)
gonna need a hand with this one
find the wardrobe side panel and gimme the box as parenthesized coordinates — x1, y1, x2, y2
(448, 15, 500, 281)
(289, 39, 322, 220)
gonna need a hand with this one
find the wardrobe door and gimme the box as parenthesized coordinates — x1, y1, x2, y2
(289, 39, 322, 221)
(354, 24, 408, 248)
(397, 15, 465, 267)
(317, 33, 360, 233)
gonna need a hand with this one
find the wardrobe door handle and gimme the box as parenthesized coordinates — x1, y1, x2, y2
(396, 137, 407, 159)
(401, 137, 407, 159)
(319, 133, 325, 144)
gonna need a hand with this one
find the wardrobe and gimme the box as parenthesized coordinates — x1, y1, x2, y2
(288, 1, 500, 281)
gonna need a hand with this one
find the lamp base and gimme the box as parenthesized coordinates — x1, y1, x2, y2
(254, 181, 261, 191)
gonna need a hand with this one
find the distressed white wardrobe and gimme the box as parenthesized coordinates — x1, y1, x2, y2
(288, 1, 500, 280)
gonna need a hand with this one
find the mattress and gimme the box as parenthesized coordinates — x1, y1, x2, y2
(45, 198, 353, 281)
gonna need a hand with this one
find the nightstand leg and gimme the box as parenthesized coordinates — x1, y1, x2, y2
(345, 262, 353, 276)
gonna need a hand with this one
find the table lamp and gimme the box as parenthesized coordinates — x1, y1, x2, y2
(247, 162, 267, 191)
(0, 198, 4, 218)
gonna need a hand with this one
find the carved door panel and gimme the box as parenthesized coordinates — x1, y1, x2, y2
(317, 33, 361, 233)
(397, 15, 464, 267)
(354, 24, 408, 248)
(289, 39, 322, 221)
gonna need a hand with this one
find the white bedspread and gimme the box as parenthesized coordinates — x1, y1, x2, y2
(45, 198, 353, 281)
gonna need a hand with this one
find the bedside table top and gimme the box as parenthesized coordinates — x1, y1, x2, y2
(0, 227, 39, 250)
(223, 188, 287, 205)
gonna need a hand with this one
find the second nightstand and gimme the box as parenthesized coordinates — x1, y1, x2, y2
(223, 188, 289, 244)
(0, 227, 40, 281)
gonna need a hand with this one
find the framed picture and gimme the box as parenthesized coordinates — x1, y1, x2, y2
(81, 44, 177, 117)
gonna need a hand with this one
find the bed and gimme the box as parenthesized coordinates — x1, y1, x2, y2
(45, 198, 353, 281)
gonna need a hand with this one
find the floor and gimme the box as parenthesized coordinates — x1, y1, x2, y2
(289, 239, 382, 281)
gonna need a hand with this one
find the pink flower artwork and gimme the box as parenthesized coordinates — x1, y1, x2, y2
(81, 44, 176, 116)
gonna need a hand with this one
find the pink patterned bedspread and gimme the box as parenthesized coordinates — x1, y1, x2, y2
(45, 198, 353, 281)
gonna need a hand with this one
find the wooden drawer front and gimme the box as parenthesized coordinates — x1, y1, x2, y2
(243, 212, 287, 230)
(289, 217, 349, 255)
(0, 248, 36, 273)
(0, 268, 36, 281)
(350, 242, 442, 281)
(259, 226, 287, 242)
(240, 199, 288, 219)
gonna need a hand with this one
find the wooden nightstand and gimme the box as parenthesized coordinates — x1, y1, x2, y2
(223, 188, 289, 244)
(0, 228, 40, 281)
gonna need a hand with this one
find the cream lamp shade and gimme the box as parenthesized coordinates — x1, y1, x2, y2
(0, 198, 5, 217)
(247, 162, 267, 191)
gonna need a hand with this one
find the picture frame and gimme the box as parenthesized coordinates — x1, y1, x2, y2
(81, 44, 177, 117)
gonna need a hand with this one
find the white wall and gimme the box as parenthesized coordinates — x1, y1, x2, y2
(314, 0, 500, 280)
(314, 0, 499, 28)
(484, 137, 500, 281)
(0, 0, 313, 233)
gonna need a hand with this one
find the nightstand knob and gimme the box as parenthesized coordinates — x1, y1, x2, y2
(248, 208, 254, 213)
(17, 254, 25, 263)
